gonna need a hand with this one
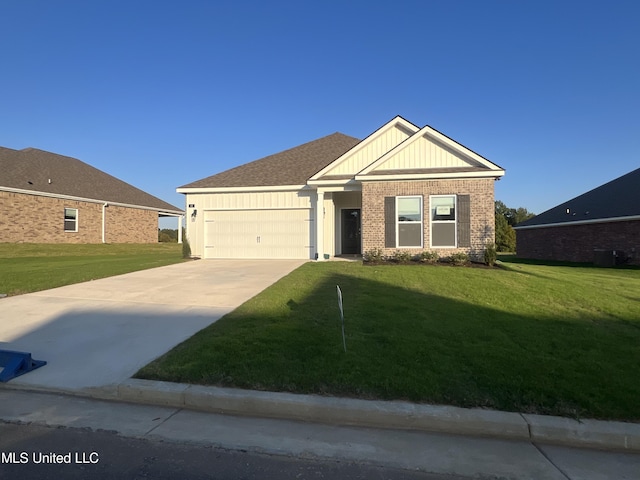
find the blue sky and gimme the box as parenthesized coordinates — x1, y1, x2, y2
(2, 1, 639, 228)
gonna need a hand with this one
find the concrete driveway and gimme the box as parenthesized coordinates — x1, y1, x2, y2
(0, 259, 305, 394)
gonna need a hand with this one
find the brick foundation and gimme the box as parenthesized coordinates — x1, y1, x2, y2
(0, 191, 158, 243)
(361, 179, 496, 261)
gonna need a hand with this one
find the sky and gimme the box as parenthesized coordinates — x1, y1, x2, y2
(2, 1, 639, 229)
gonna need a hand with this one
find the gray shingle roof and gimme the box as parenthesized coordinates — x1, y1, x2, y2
(516, 167, 640, 228)
(179, 132, 361, 188)
(0, 147, 182, 212)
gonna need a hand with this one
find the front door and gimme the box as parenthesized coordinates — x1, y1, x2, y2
(341, 209, 361, 255)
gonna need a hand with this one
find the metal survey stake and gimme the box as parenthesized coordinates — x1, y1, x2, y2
(336, 285, 346, 352)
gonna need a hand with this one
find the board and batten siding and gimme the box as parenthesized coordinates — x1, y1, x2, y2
(323, 126, 412, 176)
(374, 135, 470, 171)
(185, 190, 314, 258)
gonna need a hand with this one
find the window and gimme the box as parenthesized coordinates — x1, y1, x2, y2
(430, 195, 456, 247)
(397, 196, 422, 247)
(64, 208, 78, 232)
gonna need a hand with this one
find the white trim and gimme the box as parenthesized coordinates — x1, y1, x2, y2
(396, 195, 423, 248)
(306, 179, 360, 187)
(0, 186, 183, 215)
(357, 125, 505, 176)
(513, 214, 640, 230)
(430, 195, 457, 249)
(355, 170, 504, 182)
(64, 207, 79, 233)
(176, 185, 307, 194)
(309, 116, 420, 181)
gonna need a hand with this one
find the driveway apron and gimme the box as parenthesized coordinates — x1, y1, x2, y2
(0, 259, 305, 392)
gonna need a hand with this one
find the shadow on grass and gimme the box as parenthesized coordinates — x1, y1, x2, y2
(137, 266, 640, 422)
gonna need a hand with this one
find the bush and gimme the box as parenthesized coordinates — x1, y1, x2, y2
(363, 248, 384, 263)
(484, 243, 497, 266)
(448, 252, 470, 266)
(419, 250, 439, 264)
(392, 250, 413, 264)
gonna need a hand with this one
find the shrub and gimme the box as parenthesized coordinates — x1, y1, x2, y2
(363, 248, 384, 263)
(419, 250, 439, 264)
(484, 243, 497, 266)
(448, 252, 470, 266)
(392, 250, 413, 264)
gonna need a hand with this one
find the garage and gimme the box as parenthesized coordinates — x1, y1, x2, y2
(204, 209, 314, 259)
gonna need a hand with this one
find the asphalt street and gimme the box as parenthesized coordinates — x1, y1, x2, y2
(0, 422, 462, 480)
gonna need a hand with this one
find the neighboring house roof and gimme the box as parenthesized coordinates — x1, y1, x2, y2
(179, 133, 361, 189)
(0, 147, 182, 213)
(515, 167, 640, 229)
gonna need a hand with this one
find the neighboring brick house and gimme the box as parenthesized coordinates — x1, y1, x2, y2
(515, 167, 640, 266)
(0, 146, 183, 244)
(178, 116, 505, 260)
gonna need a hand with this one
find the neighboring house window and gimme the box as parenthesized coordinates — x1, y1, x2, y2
(430, 195, 456, 247)
(397, 196, 423, 248)
(64, 208, 78, 232)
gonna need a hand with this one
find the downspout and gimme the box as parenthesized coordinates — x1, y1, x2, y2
(102, 203, 108, 243)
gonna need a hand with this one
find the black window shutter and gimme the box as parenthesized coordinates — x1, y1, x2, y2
(457, 195, 471, 247)
(384, 197, 396, 248)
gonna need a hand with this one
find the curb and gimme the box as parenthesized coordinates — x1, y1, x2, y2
(4, 379, 640, 452)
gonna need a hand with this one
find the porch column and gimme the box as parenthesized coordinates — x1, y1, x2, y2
(316, 189, 324, 260)
(178, 215, 183, 244)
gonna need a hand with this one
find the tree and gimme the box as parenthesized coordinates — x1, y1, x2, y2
(495, 201, 535, 252)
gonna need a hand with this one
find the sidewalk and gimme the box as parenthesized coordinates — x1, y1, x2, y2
(1, 387, 639, 480)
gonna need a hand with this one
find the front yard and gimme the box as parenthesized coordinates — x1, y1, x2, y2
(0, 243, 185, 296)
(137, 259, 640, 422)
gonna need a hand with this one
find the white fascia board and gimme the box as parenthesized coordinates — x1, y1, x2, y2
(355, 170, 505, 182)
(1, 186, 184, 215)
(513, 214, 640, 230)
(308, 116, 420, 180)
(306, 178, 356, 186)
(176, 185, 307, 194)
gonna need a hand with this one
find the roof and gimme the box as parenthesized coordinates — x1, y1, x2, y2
(0, 147, 182, 213)
(179, 133, 361, 189)
(515, 167, 640, 229)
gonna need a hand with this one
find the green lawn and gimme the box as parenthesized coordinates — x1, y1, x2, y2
(0, 243, 185, 295)
(136, 259, 640, 421)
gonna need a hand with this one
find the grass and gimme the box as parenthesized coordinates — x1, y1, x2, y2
(136, 259, 640, 422)
(0, 243, 185, 295)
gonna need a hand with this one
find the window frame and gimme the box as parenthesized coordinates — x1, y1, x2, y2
(396, 195, 423, 248)
(64, 207, 78, 232)
(430, 195, 457, 248)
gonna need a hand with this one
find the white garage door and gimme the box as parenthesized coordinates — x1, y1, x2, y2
(204, 209, 314, 259)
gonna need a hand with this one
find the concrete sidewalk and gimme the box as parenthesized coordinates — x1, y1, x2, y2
(1, 388, 639, 480)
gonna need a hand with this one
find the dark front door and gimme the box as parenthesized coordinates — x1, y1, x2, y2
(341, 209, 361, 255)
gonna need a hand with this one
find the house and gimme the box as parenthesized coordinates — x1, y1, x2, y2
(178, 116, 505, 260)
(0, 146, 184, 243)
(514, 167, 640, 265)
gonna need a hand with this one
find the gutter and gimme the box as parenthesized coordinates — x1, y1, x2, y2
(514, 214, 640, 230)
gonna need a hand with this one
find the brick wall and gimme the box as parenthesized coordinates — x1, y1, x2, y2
(516, 220, 640, 265)
(0, 191, 158, 243)
(361, 178, 496, 260)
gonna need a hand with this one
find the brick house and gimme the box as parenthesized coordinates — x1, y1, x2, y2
(515, 167, 640, 265)
(0, 146, 183, 243)
(178, 116, 505, 260)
